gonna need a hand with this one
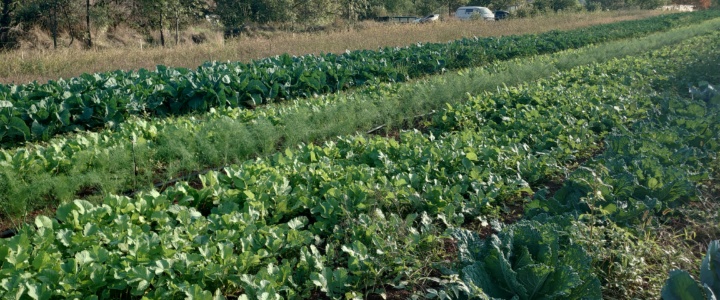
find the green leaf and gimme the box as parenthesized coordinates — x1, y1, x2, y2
(56, 229, 73, 247)
(8, 117, 30, 138)
(56, 109, 71, 126)
(34, 216, 54, 230)
(31, 252, 53, 271)
(287, 216, 308, 230)
(648, 177, 660, 189)
(466, 152, 479, 161)
(701, 240, 720, 296)
(0, 245, 8, 263)
(75, 251, 94, 265)
(247, 80, 269, 95)
(222, 75, 231, 84)
(30, 121, 47, 140)
(662, 270, 707, 300)
(73, 200, 96, 215)
(184, 284, 213, 300)
(26, 282, 52, 300)
(310, 270, 328, 291)
(55, 202, 75, 223)
(602, 203, 617, 214)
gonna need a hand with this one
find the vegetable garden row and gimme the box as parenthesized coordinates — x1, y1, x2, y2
(2, 16, 719, 220)
(1, 11, 719, 146)
(1, 27, 718, 298)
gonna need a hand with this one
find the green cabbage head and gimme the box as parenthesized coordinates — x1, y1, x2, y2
(452, 220, 601, 300)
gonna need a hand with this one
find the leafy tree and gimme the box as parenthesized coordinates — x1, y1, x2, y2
(381, 0, 415, 14)
(694, 0, 712, 9)
(294, 0, 340, 27)
(214, 0, 253, 28)
(441, 0, 469, 15)
(0, 0, 19, 49)
(14, 0, 81, 49)
(341, 0, 372, 21)
(129, 0, 206, 46)
(533, 0, 580, 11)
(467, 0, 493, 7)
(415, 0, 443, 14)
(167, 0, 209, 44)
(634, 0, 666, 9)
(487, 0, 516, 10)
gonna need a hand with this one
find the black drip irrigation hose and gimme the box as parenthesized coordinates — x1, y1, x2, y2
(0, 228, 17, 239)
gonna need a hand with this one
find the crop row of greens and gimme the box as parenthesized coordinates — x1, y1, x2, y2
(2, 31, 718, 299)
(1, 11, 719, 146)
(443, 52, 720, 300)
(3, 18, 720, 220)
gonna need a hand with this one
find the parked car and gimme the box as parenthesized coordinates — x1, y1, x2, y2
(494, 10, 509, 20)
(455, 6, 495, 21)
(414, 14, 440, 23)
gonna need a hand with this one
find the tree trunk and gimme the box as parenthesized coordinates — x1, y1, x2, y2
(52, 0, 58, 49)
(159, 9, 165, 47)
(86, 0, 92, 48)
(62, 2, 74, 46)
(175, 10, 179, 46)
(0, 0, 12, 28)
(0, 0, 15, 49)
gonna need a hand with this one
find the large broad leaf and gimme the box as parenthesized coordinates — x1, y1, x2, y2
(512, 222, 558, 267)
(515, 263, 554, 299)
(558, 245, 602, 299)
(8, 117, 30, 139)
(462, 262, 513, 300)
(30, 120, 48, 140)
(450, 228, 485, 264)
(662, 270, 708, 300)
(701, 240, 720, 295)
(246, 80, 269, 96)
(55, 201, 83, 223)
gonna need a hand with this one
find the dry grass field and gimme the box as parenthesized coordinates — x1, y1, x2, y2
(0, 9, 667, 84)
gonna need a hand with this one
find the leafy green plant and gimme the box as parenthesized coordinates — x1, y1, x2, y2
(2, 18, 720, 299)
(1, 19, 718, 221)
(690, 81, 720, 105)
(527, 78, 720, 227)
(661, 240, 720, 300)
(0, 11, 718, 145)
(450, 220, 601, 300)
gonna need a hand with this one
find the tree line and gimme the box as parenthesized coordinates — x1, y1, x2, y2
(0, 0, 713, 51)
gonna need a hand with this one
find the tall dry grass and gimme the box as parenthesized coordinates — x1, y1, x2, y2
(0, 10, 667, 85)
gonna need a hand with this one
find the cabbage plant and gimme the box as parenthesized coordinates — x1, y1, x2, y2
(662, 240, 720, 300)
(451, 220, 601, 300)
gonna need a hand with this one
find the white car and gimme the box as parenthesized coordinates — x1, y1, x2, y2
(414, 14, 440, 23)
(455, 6, 495, 21)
